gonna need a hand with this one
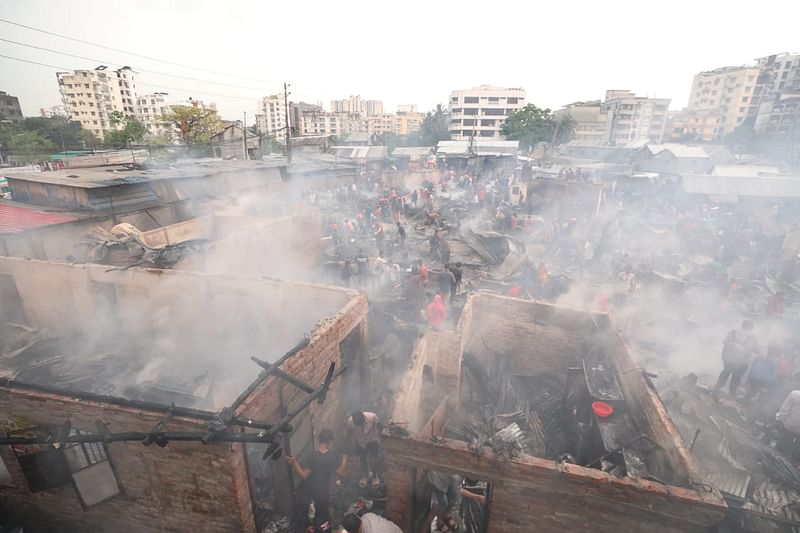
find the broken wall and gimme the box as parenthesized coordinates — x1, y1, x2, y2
(0, 257, 356, 409)
(0, 385, 254, 533)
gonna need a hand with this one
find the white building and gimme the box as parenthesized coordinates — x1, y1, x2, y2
(602, 90, 670, 144)
(259, 95, 291, 140)
(135, 94, 216, 141)
(753, 52, 800, 141)
(295, 105, 341, 136)
(366, 100, 383, 116)
(448, 85, 526, 139)
(56, 66, 137, 140)
(397, 104, 418, 113)
(366, 113, 396, 134)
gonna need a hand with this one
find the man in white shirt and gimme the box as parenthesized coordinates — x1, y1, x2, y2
(347, 410, 382, 488)
(341, 513, 402, 533)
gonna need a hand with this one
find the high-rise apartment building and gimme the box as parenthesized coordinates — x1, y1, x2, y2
(396, 110, 424, 135)
(753, 52, 800, 141)
(259, 95, 291, 140)
(366, 113, 396, 134)
(448, 85, 526, 139)
(135, 92, 171, 137)
(684, 66, 761, 141)
(56, 66, 137, 139)
(602, 90, 670, 144)
(365, 100, 383, 116)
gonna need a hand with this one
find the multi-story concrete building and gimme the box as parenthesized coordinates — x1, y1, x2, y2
(56, 66, 137, 140)
(38, 105, 67, 118)
(448, 85, 526, 139)
(134, 92, 171, 137)
(0, 90, 23, 122)
(330, 95, 367, 115)
(396, 110, 424, 135)
(684, 66, 761, 141)
(366, 113, 396, 134)
(602, 90, 670, 144)
(294, 104, 341, 136)
(397, 104, 417, 114)
(753, 52, 800, 141)
(553, 100, 606, 142)
(259, 94, 291, 140)
(365, 100, 383, 116)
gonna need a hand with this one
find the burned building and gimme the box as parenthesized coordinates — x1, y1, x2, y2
(0, 256, 369, 532)
(386, 293, 727, 532)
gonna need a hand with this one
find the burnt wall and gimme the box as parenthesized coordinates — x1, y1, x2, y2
(0, 386, 254, 532)
(384, 434, 726, 533)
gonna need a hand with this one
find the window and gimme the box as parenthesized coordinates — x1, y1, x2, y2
(481, 119, 496, 127)
(463, 108, 478, 115)
(464, 96, 479, 104)
(484, 108, 504, 116)
(742, 97, 748, 102)
(479, 130, 494, 137)
(739, 107, 745, 112)
(488, 97, 499, 103)
(507, 97, 518, 104)
(463, 119, 475, 126)
(451, 108, 462, 114)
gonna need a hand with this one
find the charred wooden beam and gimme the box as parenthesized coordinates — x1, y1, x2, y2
(250, 356, 315, 393)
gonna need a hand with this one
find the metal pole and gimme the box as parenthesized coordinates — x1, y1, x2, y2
(243, 111, 248, 160)
(284, 82, 292, 164)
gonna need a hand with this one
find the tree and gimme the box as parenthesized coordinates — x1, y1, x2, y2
(0, 123, 57, 162)
(163, 105, 223, 144)
(419, 104, 450, 146)
(20, 117, 99, 151)
(724, 125, 762, 156)
(501, 104, 556, 150)
(105, 111, 147, 148)
(552, 112, 576, 144)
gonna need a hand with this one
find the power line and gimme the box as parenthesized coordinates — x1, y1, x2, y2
(0, 17, 281, 85)
(0, 38, 279, 93)
(0, 52, 264, 102)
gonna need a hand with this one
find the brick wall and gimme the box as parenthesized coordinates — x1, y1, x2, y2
(0, 387, 254, 533)
(384, 434, 726, 533)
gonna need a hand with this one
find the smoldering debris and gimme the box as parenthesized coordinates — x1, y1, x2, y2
(85, 223, 207, 269)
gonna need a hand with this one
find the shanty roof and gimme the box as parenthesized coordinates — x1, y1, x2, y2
(436, 140, 519, 157)
(391, 147, 434, 157)
(342, 132, 371, 143)
(681, 173, 800, 198)
(712, 165, 781, 178)
(330, 146, 388, 161)
(647, 144, 710, 159)
(562, 140, 610, 148)
(0, 202, 79, 234)
(3, 160, 287, 189)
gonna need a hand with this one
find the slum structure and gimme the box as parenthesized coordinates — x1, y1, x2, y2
(0, 159, 289, 261)
(386, 293, 727, 532)
(0, 256, 368, 532)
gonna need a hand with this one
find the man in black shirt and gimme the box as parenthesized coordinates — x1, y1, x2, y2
(287, 429, 347, 531)
(448, 262, 463, 303)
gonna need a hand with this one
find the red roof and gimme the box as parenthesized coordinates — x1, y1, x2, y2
(0, 204, 79, 235)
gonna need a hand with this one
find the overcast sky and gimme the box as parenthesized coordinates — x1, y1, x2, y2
(1, 0, 798, 120)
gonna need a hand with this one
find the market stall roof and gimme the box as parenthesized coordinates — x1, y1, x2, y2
(391, 147, 434, 158)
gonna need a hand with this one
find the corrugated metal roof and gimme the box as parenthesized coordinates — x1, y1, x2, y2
(681, 174, 800, 198)
(391, 147, 433, 157)
(712, 165, 781, 177)
(705, 470, 751, 500)
(0, 203, 79, 234)
(330, 146, 388, 160)
(648, 144, 710, 158)
(436, 140, 519, 156)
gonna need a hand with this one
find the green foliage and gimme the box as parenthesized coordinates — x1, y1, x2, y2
(419, 104, 450, 147)
(553, 112, 576, 144)
(724, 125, 762, 155)
(501, 104, 556, 149)
(163, 105, 223, 144)
(17, 116, 99, 150)
(0, 123, 57, 162)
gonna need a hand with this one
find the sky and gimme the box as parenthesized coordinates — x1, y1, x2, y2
(1, 0, 799, 121)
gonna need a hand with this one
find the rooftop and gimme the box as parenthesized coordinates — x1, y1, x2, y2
(0, 203, 79, 235)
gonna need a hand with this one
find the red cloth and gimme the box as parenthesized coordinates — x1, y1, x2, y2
(419, 263, 429, 284)
(427, 295, 446, 328)
(507, 286, 522, 298)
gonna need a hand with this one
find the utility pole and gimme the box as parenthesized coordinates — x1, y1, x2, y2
(243, 111, 248, 160)
(284, 82, 292, 164)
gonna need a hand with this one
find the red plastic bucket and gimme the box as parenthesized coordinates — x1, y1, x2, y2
(592, 401, 614, 418)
